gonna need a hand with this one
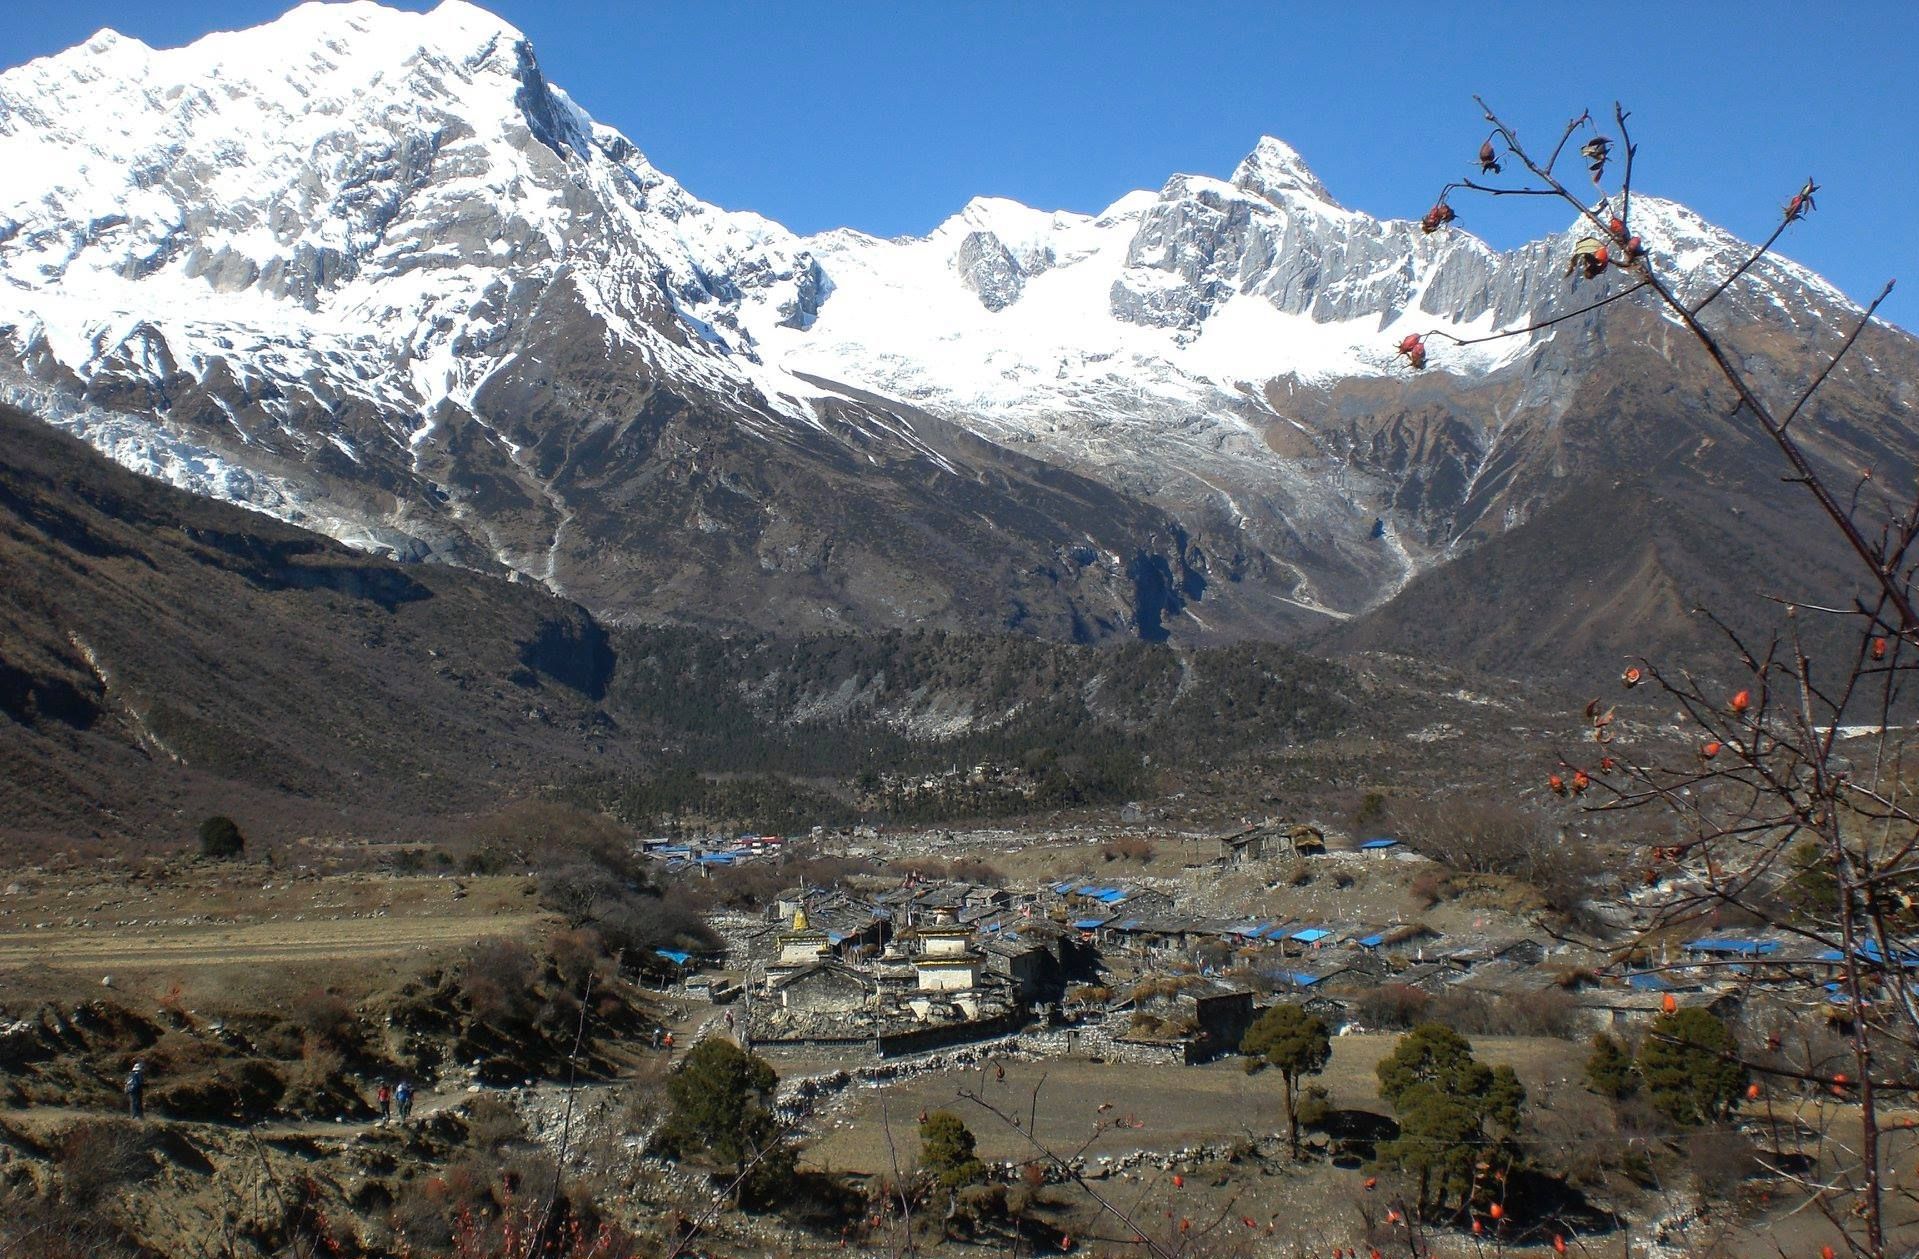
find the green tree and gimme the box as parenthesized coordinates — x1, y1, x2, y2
(197, 815, 245, 859)
(1637, 1009, 1747, 1126)
(659, 1039, 790, 1202)
(1585, 1032, 1637, 1100)
(1373, 1024, 1527, 1215)
(1379, 1084, 1484, 1215)
(1242, 1003, 1332, 1157)
(919, 1110, 986, 1189)
(1376, 1023, 1485, 1108)
(1782, 838, 1840, 921)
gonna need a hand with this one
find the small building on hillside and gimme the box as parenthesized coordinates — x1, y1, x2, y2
(914, 908, 983, 992)
(771, 908, 833, 972)
(1220, 829, 1268, 866)
(770, 961, 879, 1014)
(1122, 977, 1256, 1063)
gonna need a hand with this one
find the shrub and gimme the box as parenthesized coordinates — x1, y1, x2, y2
(465, 937, 540, 1031)
(464, 1094, 528, 1150)
(0, 1187, 139, 1259)
(1426, 988, 1578, 1039)
(1586, 1033, 1637, 1100)
(1353, 984, 1431, 1030)
(55, 1120, 151, 1209)
(919, 1111, 986, 1188)
(1684, 1127, 1757, 1197)
(282, 1047, 345, 1116)
(1408, 869, 1450, 909)
(290, 987, 360, 1056)
(196, 815, 245, 859)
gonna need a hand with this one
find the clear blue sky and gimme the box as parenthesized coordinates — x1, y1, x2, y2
(7, 1, 1917, 329)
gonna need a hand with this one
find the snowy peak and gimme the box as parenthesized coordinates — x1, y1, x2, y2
(1231, 136, 1342, 212)
(0, 1, 1904, 651)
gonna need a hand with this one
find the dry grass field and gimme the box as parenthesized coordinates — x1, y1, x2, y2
(0, 861, 549, 1016)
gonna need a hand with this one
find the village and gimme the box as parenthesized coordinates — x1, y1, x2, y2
(637, 817, 1870, 1073)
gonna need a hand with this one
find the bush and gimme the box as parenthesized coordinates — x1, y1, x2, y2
(1353, 984, 1431, 1030)
(1408, 869, 1450, 909)
(1427, 988, 1579, 1039)
(1684, 1127, 1757, 1197)
(197, 815, 245, 859)
(1586, 1033, 1637, 1100)
(465, 937, 540, 1031)
(1390, 799, 1604, 917)
(464, 1094, 528, 1150)
(919, 1110, 986, 1188)
(0, 1187, 139, 1259)
(55, 1120, 151, 1209)
(290, 987, 360, 1056)
(595, 891, 719, 960)
(282, 1047, 345, 1117)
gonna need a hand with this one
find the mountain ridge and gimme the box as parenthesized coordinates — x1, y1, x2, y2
(2, 0, 1913, 670)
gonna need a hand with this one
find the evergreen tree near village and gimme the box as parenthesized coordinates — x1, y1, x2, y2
(658, 1039, 793, 1205)
(1583, 1012, 1747, 1126)
(919, 1110, 986, 1188)
(1374, 1024, 1525, 1216)
(1241, 1003, 1332, 1158)
(1636, 1009, 1748, 1126)
(1584, 1032, 1636, 1100)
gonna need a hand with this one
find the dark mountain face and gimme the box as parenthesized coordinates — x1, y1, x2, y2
(0, 402, 640, 844)
(1, 403, 1445, 847)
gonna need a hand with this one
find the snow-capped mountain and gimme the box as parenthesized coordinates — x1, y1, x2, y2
(2, 1, 1912, 653)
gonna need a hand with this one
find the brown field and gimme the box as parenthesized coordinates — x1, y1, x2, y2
(0, 864, 551, 1013)
(804, 1034, 1585, 1173)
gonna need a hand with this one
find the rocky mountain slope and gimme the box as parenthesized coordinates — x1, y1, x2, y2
(7, 402, 1490, 846)
(1, 1, 1913, 666)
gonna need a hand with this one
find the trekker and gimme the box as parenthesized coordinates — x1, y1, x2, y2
(125, 1062, 146, 1120)
(650, 1026, 662, 1050)
(394, 1079, 414, 1122)
(376, 1081, 392, 1123)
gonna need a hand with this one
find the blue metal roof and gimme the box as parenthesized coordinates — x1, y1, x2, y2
(1358, 933, 1387, 948)
(1815, 942, 1919, 967)
(1291, 928, 1333, 943)
(653, 948, 691, 966)
(1360, 838, 1401, 850)
(697, 852, 737, 864)
(1629, 971, 1678, 991)
(1071, 918, 1108, 930)
(1288, 971, 1328, 987)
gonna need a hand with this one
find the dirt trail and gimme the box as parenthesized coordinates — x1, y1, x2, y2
(0, 912, 548, 971)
